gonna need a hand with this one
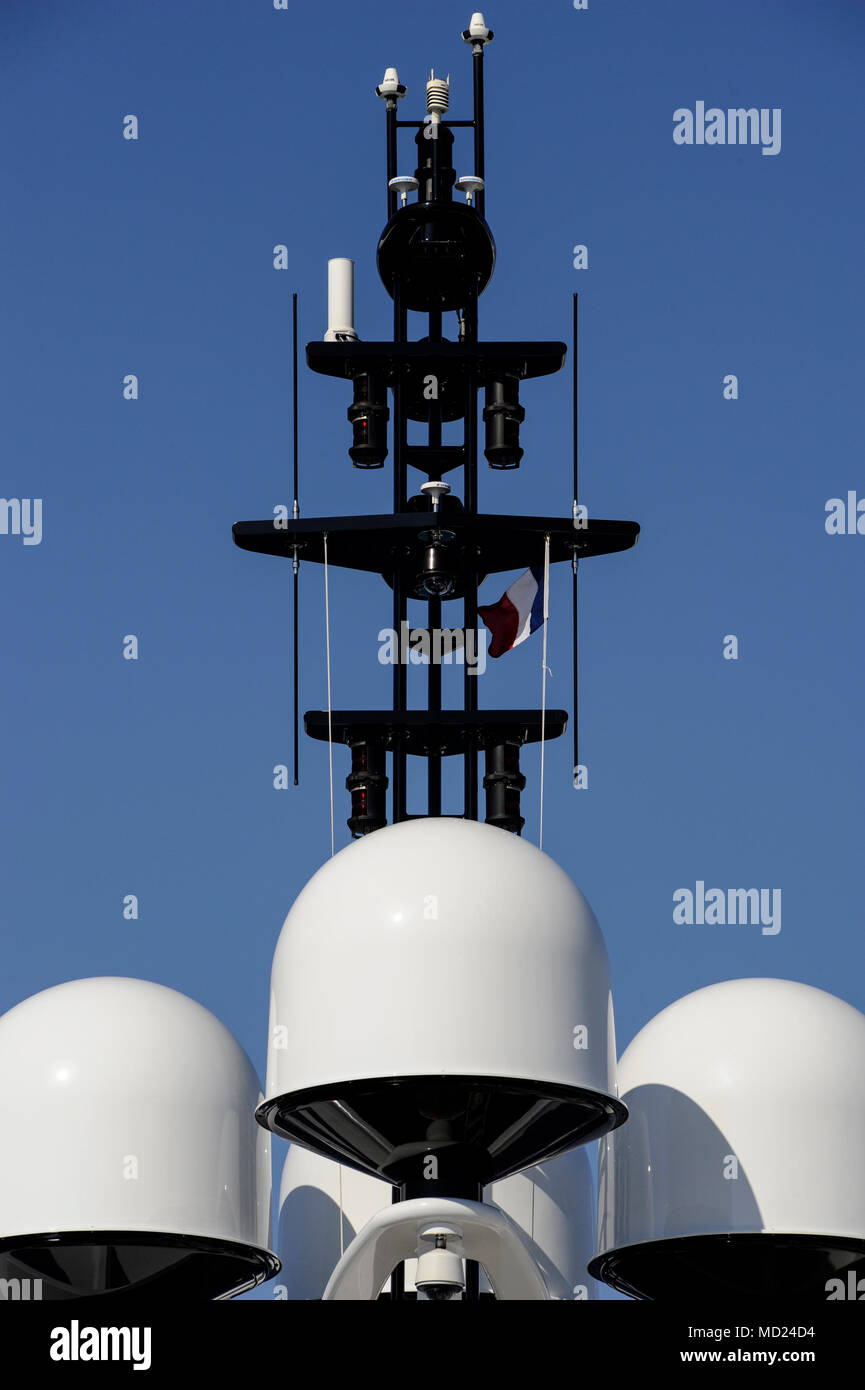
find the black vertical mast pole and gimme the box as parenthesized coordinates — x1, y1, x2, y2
(392, 280, 408, 824)
(389, 97, 407, 1302)
(471, 41, 486, 219)
(386, 98, 398, 217)
(428, 307, 443, 818)
(463, 279, 479, 822)
(465, 33, 488, 1296)
(463, 271, 481, 1305)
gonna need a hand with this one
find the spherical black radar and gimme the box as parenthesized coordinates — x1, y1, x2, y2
(377, 201, 496, 312)
(377, 120, 495, 311)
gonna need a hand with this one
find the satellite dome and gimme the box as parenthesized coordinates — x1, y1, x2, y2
(277, 1146, 388, 1299)
(277, 1142, 598, 1299)
(0, 977, 278, 1300)
(258, 817, 625, 1194)
(486, 1149, 599, 1299)
(591, 977, 865, 1299)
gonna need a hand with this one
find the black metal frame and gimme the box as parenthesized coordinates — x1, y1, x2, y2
(234, 32, 638, 837)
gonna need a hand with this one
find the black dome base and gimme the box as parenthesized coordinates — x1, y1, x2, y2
(0, 1231, 279, 1301)
(257, 1073, 627, 1192)
(590, 1232, 865, 1301)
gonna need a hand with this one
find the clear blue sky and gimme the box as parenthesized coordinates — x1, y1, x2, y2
(2, 0, 863, 1298)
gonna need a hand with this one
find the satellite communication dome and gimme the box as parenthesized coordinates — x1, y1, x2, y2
(486, 1148, 599, 1299)
(278, 1143, 599, 1299)
(277, 1145, 390, 1299)
(591, 977, 865, 1299)
(0, 977, 278, 1300)
(259, 818, 625, 1195)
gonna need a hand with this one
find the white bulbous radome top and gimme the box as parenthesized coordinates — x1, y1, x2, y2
(264, 817, 622, 1155)
(614, 976, 865, 1118)
(593, 977, 865, 1296)
(0, 977, 277, 1298)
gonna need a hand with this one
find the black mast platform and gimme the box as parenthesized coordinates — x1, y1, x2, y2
(233, 23, 639, 839)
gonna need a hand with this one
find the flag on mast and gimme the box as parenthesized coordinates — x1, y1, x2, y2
(478, 565, 547, 658)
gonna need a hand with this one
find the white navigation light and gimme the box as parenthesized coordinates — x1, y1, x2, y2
(0, 977, 278, 1300)
(259, 817, 625, 1196)
(324, 257, 358, 342)
(592, 978, 865, 1299)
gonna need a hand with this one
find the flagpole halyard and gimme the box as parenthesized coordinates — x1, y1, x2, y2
(539, 533, 551, 850)
(572, 291, 579, 782)
(292, 291, 301, 787)
(323, 532, 335, 858)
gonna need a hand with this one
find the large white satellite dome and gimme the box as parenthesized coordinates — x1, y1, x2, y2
(0, 977, 277, 1300)
(259, 817, 625, 1191)
(592, 977, 865, 1299)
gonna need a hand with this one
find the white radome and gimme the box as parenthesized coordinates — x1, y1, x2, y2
(264, 816, 620, 1110)
(0, 976, 277, 1298)
(593, 977, 865, 1291)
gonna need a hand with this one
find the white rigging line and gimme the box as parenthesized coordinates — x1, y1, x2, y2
(338, 1163, 344, 1258)
(323, 533, 335, 858)
(539, 534, 551, 850)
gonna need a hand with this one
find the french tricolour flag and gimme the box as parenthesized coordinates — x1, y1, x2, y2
(478, 565, 546, 658)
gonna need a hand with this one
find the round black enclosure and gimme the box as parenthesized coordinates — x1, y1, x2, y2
(589, 1232, 865, 1301)
(0, 1232, 279, 1301)
(377, 202, 496, 312)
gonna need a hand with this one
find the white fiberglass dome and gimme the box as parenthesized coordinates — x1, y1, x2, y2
(259, 817, 625, 1190)
(592, 977, 865, 1299)
(0, 977, 278, 1300)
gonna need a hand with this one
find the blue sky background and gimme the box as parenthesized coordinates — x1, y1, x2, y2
(1, 0, 863, 1299)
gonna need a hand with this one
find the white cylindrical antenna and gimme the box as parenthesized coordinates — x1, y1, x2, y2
(426, 69, 450, 126)
(324, 258, 358, 342)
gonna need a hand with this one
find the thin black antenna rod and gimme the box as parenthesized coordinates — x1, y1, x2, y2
(376, 65, 405, 216)
(572, 291, 579, 780)
(292, 291, 300, 786)
(293, 293, 300, 511)
(386, 97, 398, 217)
(572, 293, 578, 505)
(471, 39, 485, 217)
